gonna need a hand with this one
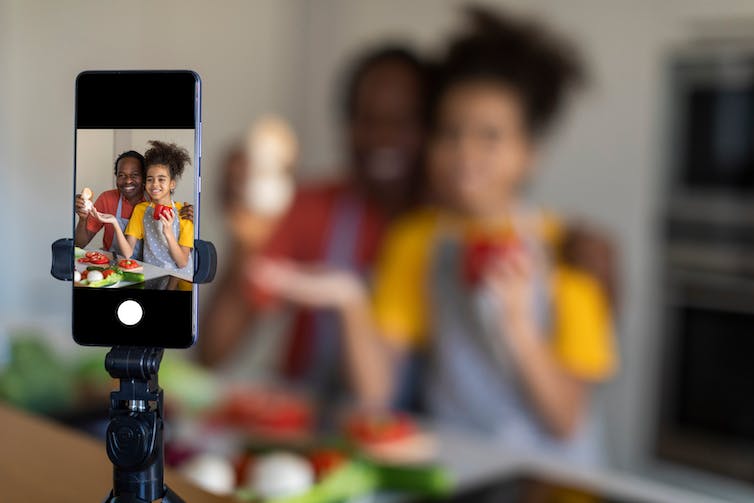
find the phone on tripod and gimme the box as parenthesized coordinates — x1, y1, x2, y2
(72, 71, 201, 348)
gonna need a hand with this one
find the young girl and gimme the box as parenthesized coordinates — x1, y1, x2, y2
(95, 140, 194, 276)
(249, 8, 617, 466)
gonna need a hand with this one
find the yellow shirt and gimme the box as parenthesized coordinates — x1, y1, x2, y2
(125, 202, 195, 249)
(371, 207, 617, 382)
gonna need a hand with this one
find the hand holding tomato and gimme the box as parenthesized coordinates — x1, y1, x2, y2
(484, 247, 537, 327)
(159, 207, 176, 239)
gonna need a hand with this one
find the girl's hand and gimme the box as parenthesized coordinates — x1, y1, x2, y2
(484, 249, 537, 329)
(159, 208, 176, 239)
(90, 207, 117, 225)
(247, 258, 366, 311)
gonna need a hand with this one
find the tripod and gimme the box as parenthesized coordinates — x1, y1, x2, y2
(103, 346, 185, 503)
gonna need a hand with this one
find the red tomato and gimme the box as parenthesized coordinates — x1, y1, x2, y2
(309, 449, 346, 478)
(118, 259, 139, 270)
(462, 235, 520, 285)
(102, 269, 115, 278)
(220, 390, 313, 436)
(88, 254, 110, 265)
(80, 270, 88, 280)
(153, 204, 173, 220)
(345, 413, 417, 445)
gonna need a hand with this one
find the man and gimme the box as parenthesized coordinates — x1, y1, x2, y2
(199, 46, 429, 397)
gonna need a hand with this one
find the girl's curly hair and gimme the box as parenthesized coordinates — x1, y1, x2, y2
(431, 6, 586, 137)
(144, 140, 191, 179)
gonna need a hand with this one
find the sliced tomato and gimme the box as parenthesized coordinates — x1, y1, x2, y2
(345, 412, 417, 445)
(118, 259, 139, 270)
(102, 269, 116, 278)
(85, 251, 100, 258)
(88, 255, 110, 265)
(309, 449, 346, 479)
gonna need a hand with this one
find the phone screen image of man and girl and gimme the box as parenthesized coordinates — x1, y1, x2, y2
(74, 130, 196, 286)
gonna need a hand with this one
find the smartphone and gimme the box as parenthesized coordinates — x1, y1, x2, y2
(72, 71, 201, 348)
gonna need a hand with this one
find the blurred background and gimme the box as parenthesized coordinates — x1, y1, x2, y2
(2, 1, 754, 501)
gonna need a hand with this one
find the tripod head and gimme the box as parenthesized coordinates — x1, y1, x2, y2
(104, 346, 184, 503)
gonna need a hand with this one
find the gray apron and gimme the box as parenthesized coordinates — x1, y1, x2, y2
(142, 201, 193, 277)
(424, 212, 604, 466)
(306, 194, 364, 404)
(109, 195, 143, 260)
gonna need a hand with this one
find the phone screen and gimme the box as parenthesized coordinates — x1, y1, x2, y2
(72, 71, 200, 348)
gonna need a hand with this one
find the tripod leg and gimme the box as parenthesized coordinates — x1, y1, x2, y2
(160, 486, 187, 503)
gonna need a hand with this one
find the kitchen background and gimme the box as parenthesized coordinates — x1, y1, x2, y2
(1, 0, 753, 500)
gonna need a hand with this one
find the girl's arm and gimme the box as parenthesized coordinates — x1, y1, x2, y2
(487, 251, 589, 439)
(160, 211, 190, 268)
(90, 208, 137, 258)
(249, 259, 399, 410)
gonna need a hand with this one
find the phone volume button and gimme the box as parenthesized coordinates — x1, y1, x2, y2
(197, 122, 202, 159)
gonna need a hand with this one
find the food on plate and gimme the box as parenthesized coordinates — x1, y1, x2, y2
(215, 388, 313, 437)
(345, 412, 417, 445)
(178, 453, 236, 496)
(118, 259, 140, 270)
(86, 270, 104, 283)
(345, 412, 437, 464)
(249, 452, 314, 500)
(74, 270, 81, 282)
(78, 251, 110, 265)
(74, 247, 86, 259)
(120, 271, 145, 283)
(308, 449, 347, 479)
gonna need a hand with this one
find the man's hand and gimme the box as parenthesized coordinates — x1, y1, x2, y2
(75, 194, 91, 220)
(178, 203, 193, 223)
(247, 258, 366, 311)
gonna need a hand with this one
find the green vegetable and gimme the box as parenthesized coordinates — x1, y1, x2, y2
(86, 266, 106, 271)
(74, 247, 86, 258)
(373, 462, 452, 497)
(235, 460, 453, 503)
(0, 335, 75, 414)
(88, 272, 123, 288)
(121, 271, 145, 283)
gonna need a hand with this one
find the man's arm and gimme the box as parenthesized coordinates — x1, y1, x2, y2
(197, 245, 257, 367)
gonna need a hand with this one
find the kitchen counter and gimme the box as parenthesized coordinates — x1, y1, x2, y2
(0, 403, 233, 503)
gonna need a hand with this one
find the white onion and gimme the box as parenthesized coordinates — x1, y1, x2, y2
(86, 270, 104, 282)
(179, 453, 236, 496)
(251, 452, 314, 499)
(74, 271, 81, 282)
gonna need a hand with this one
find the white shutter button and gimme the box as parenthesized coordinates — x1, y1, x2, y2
(117, 300, 143, 326)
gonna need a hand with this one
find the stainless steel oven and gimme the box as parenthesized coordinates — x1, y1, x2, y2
(657, 44, 754, 482)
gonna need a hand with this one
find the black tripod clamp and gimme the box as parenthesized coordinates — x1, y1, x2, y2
(51, 238, 217, 283)
(103, 346, 185, 503)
